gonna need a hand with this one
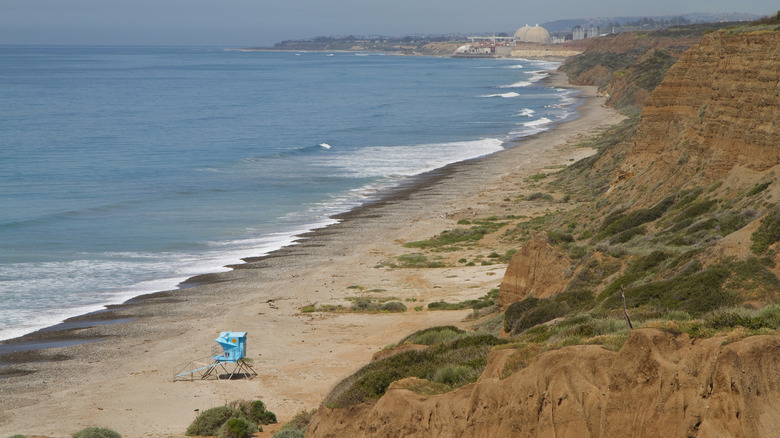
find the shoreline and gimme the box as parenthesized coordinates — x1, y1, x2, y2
(0, 70, 624, 437)
(0, 66, 567, 349)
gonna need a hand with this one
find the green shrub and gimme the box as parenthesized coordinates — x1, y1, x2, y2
(747, 181, 771, 196)
(597, 195, 676, 239)
(273, 410, 315, 438)
(428, 301, 466, 310)
(504, 297, 540, 332)
(427, 289, 498, 312)
(350, 297, 374, 311)
(432, 365, 477, 386)
(599, 250, 670, 299)
(663, 310, 693, 321)
(752, 207, 780, 254)
(704, 307, 767, 330)
(391, 253, 446, 267)
(187, 407, 236, 436)
(218, 418, 256, 438)
(404, 221, 506, 249)
(717, 211, 753, 236)
(248, 400, 277, 425)
(380, 301, 407, 312)
(673, 199, 717, 223)
(400, 326, 464, 345)
(547, 231, 574, 245)
(503, 290, 594, 335)
(609, 225, 646, 244)
(527, 192, 554, 201)
(324, 333, 508, 407)
(72, 428, 122, 438)
(615, 266, 736, 316)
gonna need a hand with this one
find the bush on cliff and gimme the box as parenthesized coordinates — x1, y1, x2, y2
(504, 290, 595, 335)
(324, 331, 509, 407)
(751, 207, 780, 254)
(272, 410, 316, 438)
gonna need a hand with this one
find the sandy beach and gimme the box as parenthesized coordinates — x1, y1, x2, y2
(0, 70, 622, 438)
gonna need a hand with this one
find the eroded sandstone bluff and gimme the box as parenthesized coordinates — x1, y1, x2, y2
(307, 30, 780, 437)
(603, 31, 780, 207)
(308, 330, 780, 437)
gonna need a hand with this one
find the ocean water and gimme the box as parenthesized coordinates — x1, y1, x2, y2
(0, 46, 579, 341)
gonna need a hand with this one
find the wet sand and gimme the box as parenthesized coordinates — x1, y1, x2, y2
(0, 70, 623, 437)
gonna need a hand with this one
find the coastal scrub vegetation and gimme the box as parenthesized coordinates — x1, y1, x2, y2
(271, 410, 316, 438)
(301, 296, 407, 314)
(324, 328, 509, 407)
(72, 429, 122, 438)
(186, 400, 277, 437)
(404, 218, 508, 249)
(427, 288, 499, 313)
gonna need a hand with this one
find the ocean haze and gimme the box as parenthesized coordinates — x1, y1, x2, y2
(0, 0, 777, 46)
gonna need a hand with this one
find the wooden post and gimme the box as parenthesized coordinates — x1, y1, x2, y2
(621, 286, 633, 330)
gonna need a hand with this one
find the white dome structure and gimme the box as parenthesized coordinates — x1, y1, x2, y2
(514, 24, 550, 44)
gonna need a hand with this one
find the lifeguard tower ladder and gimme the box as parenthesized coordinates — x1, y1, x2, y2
(173, 331, 258, 381)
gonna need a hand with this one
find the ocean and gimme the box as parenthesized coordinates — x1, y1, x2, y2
(0, 46, 579, 341)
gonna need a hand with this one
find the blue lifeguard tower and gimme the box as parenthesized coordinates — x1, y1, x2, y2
(173, 331, 258, 381)
(214, 331, 247, 362)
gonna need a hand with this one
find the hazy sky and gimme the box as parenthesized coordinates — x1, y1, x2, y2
(1, 0, 777, 47)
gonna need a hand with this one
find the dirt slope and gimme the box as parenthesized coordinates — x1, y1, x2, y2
(307, 329, 780, 437)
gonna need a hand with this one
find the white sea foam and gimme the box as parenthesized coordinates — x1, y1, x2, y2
(481, 92, 520, 98)
(498, 81, 532, 88)
(527, 71, 550, 83)
(314, 138, 505, 180)
(319, 143, 332, 149)
(509, 117, 556, 138)
(524, 117, 553, 127)
(505, 64, 524, 69)
(517, 108, 536, 117)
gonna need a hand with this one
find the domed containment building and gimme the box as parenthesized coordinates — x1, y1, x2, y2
(514, 25, 551, 44)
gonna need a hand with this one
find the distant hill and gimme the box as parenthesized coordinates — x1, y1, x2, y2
(542, 12, 760, 33)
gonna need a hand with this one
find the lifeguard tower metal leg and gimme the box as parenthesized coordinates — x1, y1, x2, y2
(173, 331, 258, 381)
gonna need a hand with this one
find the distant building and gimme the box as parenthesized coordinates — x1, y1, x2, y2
(514, 25, 551, 44)
(457, 36, 515, 57)
(572, 25, 601, 40)
(572, 26, 585, 40)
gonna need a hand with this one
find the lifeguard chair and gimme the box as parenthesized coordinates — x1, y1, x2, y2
(173, 331, 258, 381)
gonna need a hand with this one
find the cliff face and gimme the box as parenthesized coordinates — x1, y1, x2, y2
(498, 31, 780, 311)
(308, 330, 780, 437)
(498, 235, 570, 309)
(607, 31, 780, 206)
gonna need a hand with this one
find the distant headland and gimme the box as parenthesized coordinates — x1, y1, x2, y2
(248, 12, 759, 58)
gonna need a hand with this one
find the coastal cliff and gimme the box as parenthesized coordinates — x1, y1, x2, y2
(306, 27, 780, 438)
(309, 330, 780, 437)
(607, 31, 780, 205)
